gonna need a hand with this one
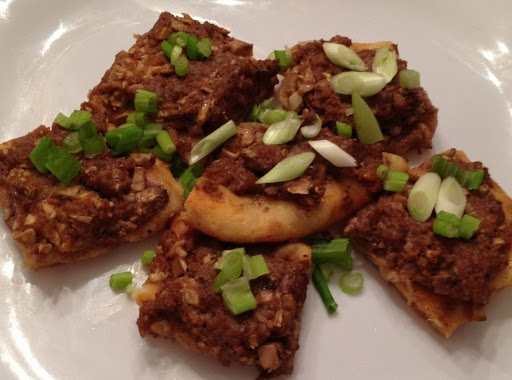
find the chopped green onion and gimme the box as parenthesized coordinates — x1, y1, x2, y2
(214, 248, 244, 293)
(220, 277, 257, 315)
(81, 135, 107, 158)
(144, 122, 163, 135)
(459, 214, 480, 239)
(170, 155, 185, 178)
(248, 104, 260, 122)
(141, 250, 156, 265)
(259, 109, 288, 125)
(77, 121, 97, 141)
(322, 42, 367, 71)
(197, 38, 213, 59)
(318, 263, 334, 281)
(435, 176, 466, 220)
(407, 172, 441, 222)
(137, 133, 157, 149)
(339, 272, 364, 294)
(125, 282, 136, 296)
(156, 130, 176, 155)
(433, 211, 460, 238)
(308, 140, 357, 167)
(105, 125, 143, 156)
(242, 255, 270, 279)
(312, 265, 338, 314)
(152, 145, 173, 162)
(255, 152, 315, 184)
(168, 31, 189, 47)
(300, 115, 322, 138)
(383, 170, 409, 192)
(330, 72, 386, 97)
(399, 69, 421, 89)
(274, 50, 289, 68)
(352, 93, 383, 144)
(267, 51, 276, 60)
(44, 146, 82, 186)
(54, 113, 70, 129)
(214, 248, 246, 270)
(376, 164, 389, 180)
(262, 115, 302, 145)
(335, 121, 353, 138)
(170, 45, 183, 65)
(62, 132, 82, 154)
(174, 56, 189, 76)
(430, 155, 484, 190)
(30, 136, 54, 173)
(109, 271, 133, 290)
(126, 111, 148, 127)
(185, 35, 199, 60)
(189, 120, 237, 164)
(134, 89, 158, 115)
(180, 163, 205, 199)
(161, 40, 173, 59)
(372, 46, 398, 84)
(310, 238, 353, 270)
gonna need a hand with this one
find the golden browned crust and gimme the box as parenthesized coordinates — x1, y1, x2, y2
(358, 150, 512, 337)
(182, 176, 372, 243)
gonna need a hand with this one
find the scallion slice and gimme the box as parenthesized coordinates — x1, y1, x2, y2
(352, 93, 383, 144)
(214, 248, 244, 293)
(242, 255, 269, 280)
(322, 42, 367, 71)
(170, 45, 183, 65)
(399, 69, 421, 89)
(169, 31, 189, 47)
(339, 272, 364, 294)
(185, 35, 199, 60)
(54, 113, 70, 129)
(44, 146, 82, 186)
(259, 108, 288, 125)
(189, 120, 237, 164)
(300, 115, 322, 138)
(310, 238, 353, 270)
(433, 211, 460, 238)
(62, 132, 82, 154)
(274, 50, 289, 68)
(220, 277, 257, 315)
(335, 121, 353, 138)
(459, 214, 480, 239)
(109, 271, 133, 290)
(308, 140, 357, 167)
(161, 40, 173, 59)
(126, 111, 148, 127)
(134, 89, 158, 115)
(141, 250, 156, 265)
(248, 104, 260, 122)
(262, 115, 302, 145)
(318, 263, 334, 281)
(407, 172, 441, 222)
(372, 46, 398, 84)
(174, 56, 189, 76)
(152, 145, 173, 162)
(312, 265, 338, 314)
(430, 155, 484, 190)
(81, 135, 107, 158)
(156, 130, 176, 155)
(330, 71, 386, 97)
(197, 38, 213, 59)
(179, 163, 205, 199)
(30, 136, 54, 173)
(255, 152, 315, 184)
(214, 248, 246, 270)
(435, 176, 466, 220)
(376, 164, 389, 180)
(383, 170, 409, 192)
(105, 125, 143, 156)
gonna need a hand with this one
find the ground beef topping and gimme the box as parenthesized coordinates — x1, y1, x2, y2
(345, 153, 512, 305)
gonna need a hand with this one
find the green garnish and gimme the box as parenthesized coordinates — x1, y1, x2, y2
(459, 215, 481, 239)
(309, 238, 352, 271)
(134, 89, 158, 115)
(430, 155, 484, 190)
(335, 121, 353, 138)
(399, 69, 421, 89)
(312, 265, 338, 314)
(352, 93, 383, 144)
(255, 152, 315, 184)
(339, 272, 364, 294)
(141, 250, 156, 265)
(109, 271, 133, 290)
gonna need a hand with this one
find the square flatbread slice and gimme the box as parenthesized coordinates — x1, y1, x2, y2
(83, 12, 279, 161)
(0, 126, 183, 269)
(276, 37, 438, 154)
(135, 216, 311, 377)
(344, 149, 512, 336)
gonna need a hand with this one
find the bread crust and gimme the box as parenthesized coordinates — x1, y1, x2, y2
(182, 176, 371, 243)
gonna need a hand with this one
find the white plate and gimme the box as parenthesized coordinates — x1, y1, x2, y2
(1, 1, 512, 379)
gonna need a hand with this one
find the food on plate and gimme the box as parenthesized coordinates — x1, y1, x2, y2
(182, 121, 405, 243)
(276, 37, 438, 154)
(0, 125, 183, 269)
(344, 149, 512, 336)
(83, 12, 280, 162)
(135, 216, 311, 377)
